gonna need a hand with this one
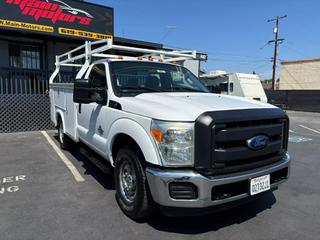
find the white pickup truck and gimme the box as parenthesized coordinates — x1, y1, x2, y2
(49, 39, 290, 220)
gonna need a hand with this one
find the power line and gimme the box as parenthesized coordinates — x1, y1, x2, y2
(164, 44, 270, 61)
(159, 26, 177, 43)
(253, 62, 271, 70)
(206, 58, 269, 63)
(267, 15, 287, 90)
(282, 44, 310, 58)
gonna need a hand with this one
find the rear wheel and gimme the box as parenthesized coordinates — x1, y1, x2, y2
(114, 147, 155, 220)
(57, 119, 73, 150)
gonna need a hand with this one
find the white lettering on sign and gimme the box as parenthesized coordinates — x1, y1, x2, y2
(0, 175, 26, 195)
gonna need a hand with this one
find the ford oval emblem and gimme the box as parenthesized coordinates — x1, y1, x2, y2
(246, 135, 269, 150)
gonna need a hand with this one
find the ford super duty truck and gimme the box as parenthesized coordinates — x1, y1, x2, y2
(49, 39, 290, 220)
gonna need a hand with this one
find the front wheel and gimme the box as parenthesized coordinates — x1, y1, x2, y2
(114, 147, 156, 220)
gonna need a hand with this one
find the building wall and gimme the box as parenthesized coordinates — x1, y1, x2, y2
(46, 41, 80, 71)
(280, 60, 320, 90)
(0, 34, 81, 71)
(0, 34, 47, 69)
(1, 31, 202, 75)
(0, 40, 9, 68)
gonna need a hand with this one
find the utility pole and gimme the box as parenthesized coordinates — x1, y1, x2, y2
(268, 15, 286, 90)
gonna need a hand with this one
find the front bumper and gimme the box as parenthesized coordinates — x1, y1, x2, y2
(146, 153, 290, 208)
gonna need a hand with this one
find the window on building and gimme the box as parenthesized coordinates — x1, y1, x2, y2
(9, 44, 42, 69)
(230, 82, 234, 92)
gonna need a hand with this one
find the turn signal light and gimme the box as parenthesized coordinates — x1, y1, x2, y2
(151, 128, 163, 142)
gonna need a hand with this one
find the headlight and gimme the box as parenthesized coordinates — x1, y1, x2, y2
(150, 120, 194, 167)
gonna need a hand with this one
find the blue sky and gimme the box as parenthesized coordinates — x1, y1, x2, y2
(90, 0, 320, 79)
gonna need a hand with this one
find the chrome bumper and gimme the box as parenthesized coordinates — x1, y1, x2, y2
(146, 153, 290, 208)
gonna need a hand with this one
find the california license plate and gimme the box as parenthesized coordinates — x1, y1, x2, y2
(250, 174, 270, 195)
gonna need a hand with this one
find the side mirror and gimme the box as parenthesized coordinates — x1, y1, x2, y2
(73, 78, 93, 104)
(73, 78, 108, 105)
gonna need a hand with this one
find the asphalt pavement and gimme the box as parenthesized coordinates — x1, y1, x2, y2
(0, 110, 319, 240)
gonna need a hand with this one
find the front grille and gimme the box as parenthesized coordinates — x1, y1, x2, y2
(194, 108, 289, 176)
(211, 118, 288, 175)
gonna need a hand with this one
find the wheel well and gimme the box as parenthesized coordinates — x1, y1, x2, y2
(56, 113, 62, 127)
(112, 134, 145, 163)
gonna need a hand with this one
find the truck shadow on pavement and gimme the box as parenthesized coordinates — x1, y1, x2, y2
(53, 135, 276, 233)
(147, 192, 276, 234)
(52, 135, 115, 190)
(69, 147, 115, 190)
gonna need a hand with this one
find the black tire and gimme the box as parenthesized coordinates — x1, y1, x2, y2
(114, 147, 156, 220)
(57, 119, 74, 150)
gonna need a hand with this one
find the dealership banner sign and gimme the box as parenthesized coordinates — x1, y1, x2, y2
(0, 0, 113, 40)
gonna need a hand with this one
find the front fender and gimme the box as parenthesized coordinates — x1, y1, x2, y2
(107, 118, 161, 166)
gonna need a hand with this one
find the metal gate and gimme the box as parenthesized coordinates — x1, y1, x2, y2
(0, 68, 53, 133)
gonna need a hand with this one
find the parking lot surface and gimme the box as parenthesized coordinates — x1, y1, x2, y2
(0, 110, 319, 240)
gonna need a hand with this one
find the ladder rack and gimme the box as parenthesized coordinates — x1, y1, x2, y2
(50, 39, 197, 84)
(56, 39, 197, 67)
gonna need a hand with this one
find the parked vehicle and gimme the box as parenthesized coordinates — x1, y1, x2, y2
(201, 71, 268, 103)
(49, 39, 290, 219)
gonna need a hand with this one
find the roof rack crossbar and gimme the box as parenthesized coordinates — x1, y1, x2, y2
(55, 39, 197, 68)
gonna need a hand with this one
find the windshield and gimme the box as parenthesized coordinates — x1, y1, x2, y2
(109, 61, 209, 96)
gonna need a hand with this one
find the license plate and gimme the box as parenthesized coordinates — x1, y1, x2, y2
(250, 174, 270, 195)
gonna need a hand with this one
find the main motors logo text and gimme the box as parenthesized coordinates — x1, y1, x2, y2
(5, 0, 93, 25)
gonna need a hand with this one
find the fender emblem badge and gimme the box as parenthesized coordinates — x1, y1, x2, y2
(97, 125, 104, 135)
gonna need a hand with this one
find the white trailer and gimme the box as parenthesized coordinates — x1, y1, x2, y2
(49, 39, 290, 219)
(201, 71, 268, 103)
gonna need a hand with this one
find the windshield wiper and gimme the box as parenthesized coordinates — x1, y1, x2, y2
(166, 86, 207, 93)
(119, 86, 163, 93)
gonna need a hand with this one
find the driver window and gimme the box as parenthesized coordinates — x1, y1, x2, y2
(89, 64, 107, 88)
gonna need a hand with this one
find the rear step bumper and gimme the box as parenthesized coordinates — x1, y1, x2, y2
(146, 153, 290, 208)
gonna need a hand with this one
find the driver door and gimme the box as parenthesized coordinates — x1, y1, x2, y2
(77, 63, 108, 154)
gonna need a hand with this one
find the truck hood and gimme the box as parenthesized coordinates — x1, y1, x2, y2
(119, 92, 277, 121)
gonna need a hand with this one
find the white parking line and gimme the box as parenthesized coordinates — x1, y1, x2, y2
(41, 131, 85, 182)
(289, 129, 294, 133)
(298, 125, 320, 135)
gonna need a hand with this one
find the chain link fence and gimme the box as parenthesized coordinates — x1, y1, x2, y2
(0, 68, 76, 133)
(0, 94, 53, 133)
